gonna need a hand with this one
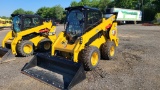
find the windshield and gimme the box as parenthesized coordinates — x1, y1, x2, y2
(66, 10, 84, 37)
(13, 16, 21, 32)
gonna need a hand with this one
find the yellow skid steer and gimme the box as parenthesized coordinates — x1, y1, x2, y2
(0, 14, 56, 63)
(22, 6, 119, 89)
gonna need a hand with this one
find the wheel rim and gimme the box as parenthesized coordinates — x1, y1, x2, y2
(44, 42, 51, 50)
(110, 46, 115, 56)
(23, 44, 33, 54)
(91, 52, 99, 66)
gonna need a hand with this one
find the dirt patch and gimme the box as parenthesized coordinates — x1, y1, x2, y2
(119, 34, 140, 38)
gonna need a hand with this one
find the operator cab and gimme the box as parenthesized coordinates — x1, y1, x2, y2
(11, 14, 43, 33)
(65, 6, 102, 43)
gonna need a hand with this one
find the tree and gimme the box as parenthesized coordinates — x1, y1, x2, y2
(25, 11, 34, 15)
(49, 5, 64, 20)
(152, 0, 160, 12)
(0, 16, 10, 19)
(12, 8, 34, 15)
(12, 8, 25, 14)
(90, 0, 99, 7)
(36, 7, 51, 18)
(70, 0, 112, 12)
(81, 0, 91, 6)
(70, 1, 79, 7)
(113, 0, 139, 9)
(98, 0, 111, 12)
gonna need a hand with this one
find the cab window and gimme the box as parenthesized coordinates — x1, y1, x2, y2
(32, 18, 40, 26)
(24, 18, 32, 29)
(87, 11, 102, 25)
(86, 10, 102, 31)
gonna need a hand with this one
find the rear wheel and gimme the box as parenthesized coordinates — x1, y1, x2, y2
(38, 38, 51, 52)
(80, 46, 100, 71)
(101, 41, 116, 60)
(17, 40, 34, 57)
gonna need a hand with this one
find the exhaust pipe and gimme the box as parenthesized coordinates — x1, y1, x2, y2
(21, 53, 86, 90)
(0, 47, 16, 63)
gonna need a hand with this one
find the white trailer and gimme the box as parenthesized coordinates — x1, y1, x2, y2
(105, 8, 142, 24)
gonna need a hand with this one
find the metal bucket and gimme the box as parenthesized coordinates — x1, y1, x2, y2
(21, 53, 86, 90)
(0, 47, 15, 63)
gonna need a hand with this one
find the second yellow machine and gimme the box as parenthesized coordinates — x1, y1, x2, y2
(0, 14, 56, 63)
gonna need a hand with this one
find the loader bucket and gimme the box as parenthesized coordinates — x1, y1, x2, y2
(0, 47, 16, 63)
(21, 53, 86, 90)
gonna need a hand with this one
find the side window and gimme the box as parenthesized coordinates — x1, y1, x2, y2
(23, 17, 41, 30)
(88, 12, 93, 25)
(24, 18, 31, 29)
(32, 18, 40, 26)
(87, 11, 102, 26)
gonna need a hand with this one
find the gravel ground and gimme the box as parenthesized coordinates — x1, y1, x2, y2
(0, 24, 160, 90)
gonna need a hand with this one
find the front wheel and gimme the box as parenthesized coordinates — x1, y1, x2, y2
(17, 40, 34, 57)
(80, 46, 100, 71)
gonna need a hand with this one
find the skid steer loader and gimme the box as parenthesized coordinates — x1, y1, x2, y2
(0, 14, 56, 63)
(22, 6, 119, 90)
(0, 18, 5, 28)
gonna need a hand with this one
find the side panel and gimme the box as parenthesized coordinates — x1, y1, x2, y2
(11, 36, 22, 55)
(29, 36, 46, 48)
(90, 35, 106, 49)
(109, 22, 119, 46)
(2, 31, 13, 48)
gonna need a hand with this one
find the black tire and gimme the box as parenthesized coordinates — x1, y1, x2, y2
(38, 38, 52, 52)
(101, 41, 116, 60)
(80, 46, 100, 71)
(16, 40, 34, 57)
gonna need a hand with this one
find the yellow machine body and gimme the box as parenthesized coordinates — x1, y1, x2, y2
(2, 21, 56, 55)
(0, 18, 5, 28)
(4, 19, 12, 27)
(51, 15, 119, 62)
(0, 18, 12, 28)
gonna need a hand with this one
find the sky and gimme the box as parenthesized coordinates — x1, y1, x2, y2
(0, 0, 80, 17)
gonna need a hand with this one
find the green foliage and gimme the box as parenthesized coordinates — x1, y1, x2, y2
(155, 13, 160, 20)
(12, 8, 34, 15)
(12, 8, 26, 14)
(90, 0, 99, 7)
(152, 0, 160, 12)
(25, 11, 34, 15)
(50, 5, 64, 20)
(143, 8, 156, 21)
(70, 1, 79, 7)
(70, 0, 111, 13)
(36, 7, 51, 18)
(98, 0, 111, 12)
(0, 16, 10, 19)
(154, 13, 160, 24)
(36, 5, 64, 20)
(113, 0, 140, 9)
